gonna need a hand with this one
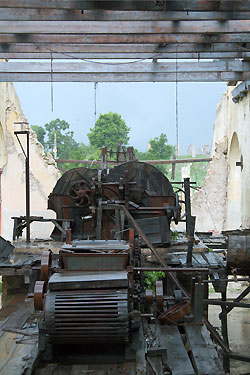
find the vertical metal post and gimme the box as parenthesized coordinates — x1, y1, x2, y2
(171, 155, 176, 180)
(184, 178, 195, 266)
(221, 289, 230, 373)
(0, 169, 2, 235)
(193, 280, 204, 324)
(26, 132, 30, 242)
(14, 129, 30, 243)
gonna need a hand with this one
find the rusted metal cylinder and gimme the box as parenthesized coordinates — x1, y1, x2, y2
(45, 289, 129, 344)
(227, 235, 250, 274)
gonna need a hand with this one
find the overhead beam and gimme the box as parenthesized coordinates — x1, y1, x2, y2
(1, 9, 250, 21)
(0, 1, 250, 12)
(0, 43, 248, 54)
(0, 60, 250, 73)
(0, 71, 247, 82)
(2, 52, 250, 60)
(1, 20, 250, 34)
(2, 33, 250, 44)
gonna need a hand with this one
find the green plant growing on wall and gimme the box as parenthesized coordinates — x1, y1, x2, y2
(144, 271, 165, 293)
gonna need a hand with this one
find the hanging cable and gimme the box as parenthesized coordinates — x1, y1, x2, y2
(175, 48, 179, 158)
(94, 82, 98, 123)
(50, 51, 54, 112)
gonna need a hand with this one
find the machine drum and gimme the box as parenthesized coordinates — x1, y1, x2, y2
(45, 289, 129, 344)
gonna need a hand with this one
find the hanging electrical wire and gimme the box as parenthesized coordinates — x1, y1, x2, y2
(34, 42, 181, 66)
(50, 51, 54, 112)
(94, 82, 98, 124)
(175, 48, 179, 158)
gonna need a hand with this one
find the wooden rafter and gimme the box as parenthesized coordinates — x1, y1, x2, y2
(0, 60, 249, 82)
(0, 1, 250, 12)
(1, 1, 250, 82)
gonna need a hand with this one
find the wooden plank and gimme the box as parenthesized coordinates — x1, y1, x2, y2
(1, 60, 250, 73)
(2, 9, 250, 21)
(1, 20, 250, 34)
(191, 254, 209, 266)
(0, 1, 166, 11)
(0, 43, 248, 57)
(3, 51, 250, 59)
(2, 33, 250, 44)
(0, 71, 248, 82)
(201, 252, 221, 267)
(158, 324, 195, 375)
(185, 325, 224, 375)
(1, 300, 32, 332)
(0, 1, 250, 12)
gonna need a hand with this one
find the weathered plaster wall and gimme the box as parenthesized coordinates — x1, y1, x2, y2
(0, 82, 61, 240)
(192, 85, 250, 232)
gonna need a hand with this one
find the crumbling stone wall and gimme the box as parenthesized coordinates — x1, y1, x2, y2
(0, 82, 61, 240)
(191, 137, 228, 232)
(192, 85, 250, 232)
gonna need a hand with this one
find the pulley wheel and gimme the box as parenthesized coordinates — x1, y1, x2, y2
(34, 281, 45, 311)
(40, 250, 52, 283)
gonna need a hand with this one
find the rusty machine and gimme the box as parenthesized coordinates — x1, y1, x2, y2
(33, 159, 225, 374)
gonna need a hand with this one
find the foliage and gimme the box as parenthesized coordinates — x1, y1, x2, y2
(44, 118, 79, 160)
(144, 271, 165, 293)
(147, 133, 175, 160)
(169, 154, 209, 188)
(31, 119, 100, 170)
(135, 133, 175, 175)
(88, 112, 130, 148)
(171, 231, 179, 240)
(31, 125, 46, 145)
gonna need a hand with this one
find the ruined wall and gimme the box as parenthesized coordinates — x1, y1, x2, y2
(0, 82, 61, 240)
(192, 86, 250, 232)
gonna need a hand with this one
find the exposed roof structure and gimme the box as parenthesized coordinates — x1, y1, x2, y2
(1, 1, 250, 82)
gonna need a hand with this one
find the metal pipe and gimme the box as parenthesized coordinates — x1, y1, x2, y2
(55, 157, 212, 166)
(133, 267, 209, 272)
(204, 299, 250, 308)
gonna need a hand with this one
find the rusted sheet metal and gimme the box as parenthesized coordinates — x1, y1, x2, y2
(48, 161, 177, 243)
(48, 271, 128, 291)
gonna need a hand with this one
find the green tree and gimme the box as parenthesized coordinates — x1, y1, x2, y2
(88, 112, 130, 148)
(135, 133, 174, 175)
(147, 133, 174, 160)
(31, 125, 46, 146)
(44, 118, 79, 160)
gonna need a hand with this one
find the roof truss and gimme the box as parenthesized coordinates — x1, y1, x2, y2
(1, 1, 250, 82)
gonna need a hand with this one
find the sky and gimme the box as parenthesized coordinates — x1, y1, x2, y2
(14, 81, 226, 154)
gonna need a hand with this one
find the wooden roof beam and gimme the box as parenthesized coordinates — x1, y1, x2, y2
(1, 20, 250, 34)
(1, 33, 250, 44)
(0, 60, 249, 73)
(0, 71, 248, 82)
(0, 43, 248, 54)
(2, 52, 250, 60)
(1, 9, 250, 21)
(0, 1, 250, 12)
